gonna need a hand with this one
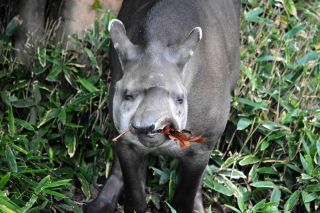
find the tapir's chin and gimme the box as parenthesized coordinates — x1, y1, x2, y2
(137, 133, 168, 148)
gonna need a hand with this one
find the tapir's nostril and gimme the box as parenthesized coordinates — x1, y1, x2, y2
(131, 123, 155, 134)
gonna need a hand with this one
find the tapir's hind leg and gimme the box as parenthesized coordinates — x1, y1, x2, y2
(84, 152, 124, 213)
(194, 184, 205, 212)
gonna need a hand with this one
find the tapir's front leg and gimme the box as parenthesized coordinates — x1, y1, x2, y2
(116, 141, 149, 213)
(172, 151, 211, 213)
(84, 152, 124, 213)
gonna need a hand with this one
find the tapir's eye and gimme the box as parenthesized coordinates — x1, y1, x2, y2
(176, 96, 184, 104)
(123, 89, 134, 101)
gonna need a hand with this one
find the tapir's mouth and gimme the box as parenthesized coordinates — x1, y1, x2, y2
(128, 119, 181, 148)
(131, 124, 178, 148)
(136, 132, 168, 148)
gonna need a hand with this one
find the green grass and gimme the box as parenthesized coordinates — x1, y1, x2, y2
(0, 0, 319, 212)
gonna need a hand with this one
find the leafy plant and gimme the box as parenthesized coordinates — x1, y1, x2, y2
(0, 0, 319, 212)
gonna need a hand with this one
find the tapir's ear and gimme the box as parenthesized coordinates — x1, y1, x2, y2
(108, 19, 141, 67)
(168, 27, 202, 69)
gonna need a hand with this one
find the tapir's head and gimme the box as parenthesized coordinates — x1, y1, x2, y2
(109, 19, 202, 148)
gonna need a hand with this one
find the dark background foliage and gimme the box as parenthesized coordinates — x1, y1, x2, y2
(0, 0, 319, 212)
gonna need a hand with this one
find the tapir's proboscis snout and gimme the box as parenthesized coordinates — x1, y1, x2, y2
(85, 0, 240, 212)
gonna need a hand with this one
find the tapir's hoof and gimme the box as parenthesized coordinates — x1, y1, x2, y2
(211, 202, 226, 213)
(83, 201, 115, 213)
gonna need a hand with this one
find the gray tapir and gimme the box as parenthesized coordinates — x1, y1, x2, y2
(86, 0, 240, 212)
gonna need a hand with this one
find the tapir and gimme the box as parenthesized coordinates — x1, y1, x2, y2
(86, 0, 240, 212)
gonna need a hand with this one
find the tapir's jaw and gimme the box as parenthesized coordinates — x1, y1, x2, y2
(136, 132, 168, 148)
(130, 119, 183, 148)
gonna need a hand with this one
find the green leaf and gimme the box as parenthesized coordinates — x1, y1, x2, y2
(165, 201, 177, 213)
(250, 181, 275, 188)
(245, 7, 265, 23)
(91, 0, 102, 10)
(260, 140, 270, 151)
(317, 140, 320, 159)
(252, 199, 267, 212)
(239, 154, 259, 166)
(78, 78, 98, 93)
(304, 184, 320, 192)
(0, 195, 20, 212)
(297, 52, 318, 66)
(237, 118, 252, 130)
(20, 194, 38, 212)
(32, 84, 42, 104)
(7, 105, 15, 137)
(206, 205, 212, 213)
(11, 144, 28, 155)
(270, 187, 281, 206)
(64, 132, 77, 158)
(43, 189, 67, 199)
(302, 191, 317, 203)
(306, 130, 317, 144)
(221, 154, 240, 169)
(77, 173, 90, 199)
(242, 64, 259, 89)
(4, 16, 22, 38)
(12, 98, 35, 108)
(147, 192, 161, 209)
(151, 167, 170, 184)
(260, 121, 289, 131)
(237, 98, 268, 111)
(5, 146, 17, 173)
(0, 173, 11, 190)
(300, 154, 313, 176)
(203, 178, 233, 196)
(84, 48, 97, 67)
(0, 204, 16, 213)
(218, 169, 246, 179)
(284, 191, 300, 212)
(15, 118, 35, 131)
(0, 91, 11, 106)
(224, 204, 241, 213)
(58, 107, 67, 125)
(168, 170, 176, 201)
(46, 65, 63, 82)
(34, 175, 51, 194)
(256, 167, 278, 175)
(37, 108, 59, 128)
(256, 55, 285, 62)
(37, 47, 47, 67)
(284, 24, 305, 39)
(283, 0, 297, 18)
(43, 179, 72, 189)
(237, 195, 245, 212)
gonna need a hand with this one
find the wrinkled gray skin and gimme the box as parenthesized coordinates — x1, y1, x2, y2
(87, 0, 240, 212)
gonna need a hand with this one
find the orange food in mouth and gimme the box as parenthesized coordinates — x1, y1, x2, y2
(112, 125, 205, 148)
(159, 125, 205, 148)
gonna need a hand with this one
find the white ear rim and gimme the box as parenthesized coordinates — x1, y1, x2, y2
(193, 27, 202, 41)
(108, 19, 124, 32)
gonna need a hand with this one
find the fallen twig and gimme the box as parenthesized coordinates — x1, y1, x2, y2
(112, 129, 131, 142)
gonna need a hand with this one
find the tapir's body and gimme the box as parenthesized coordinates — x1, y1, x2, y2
(86, 0, 240, 212)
